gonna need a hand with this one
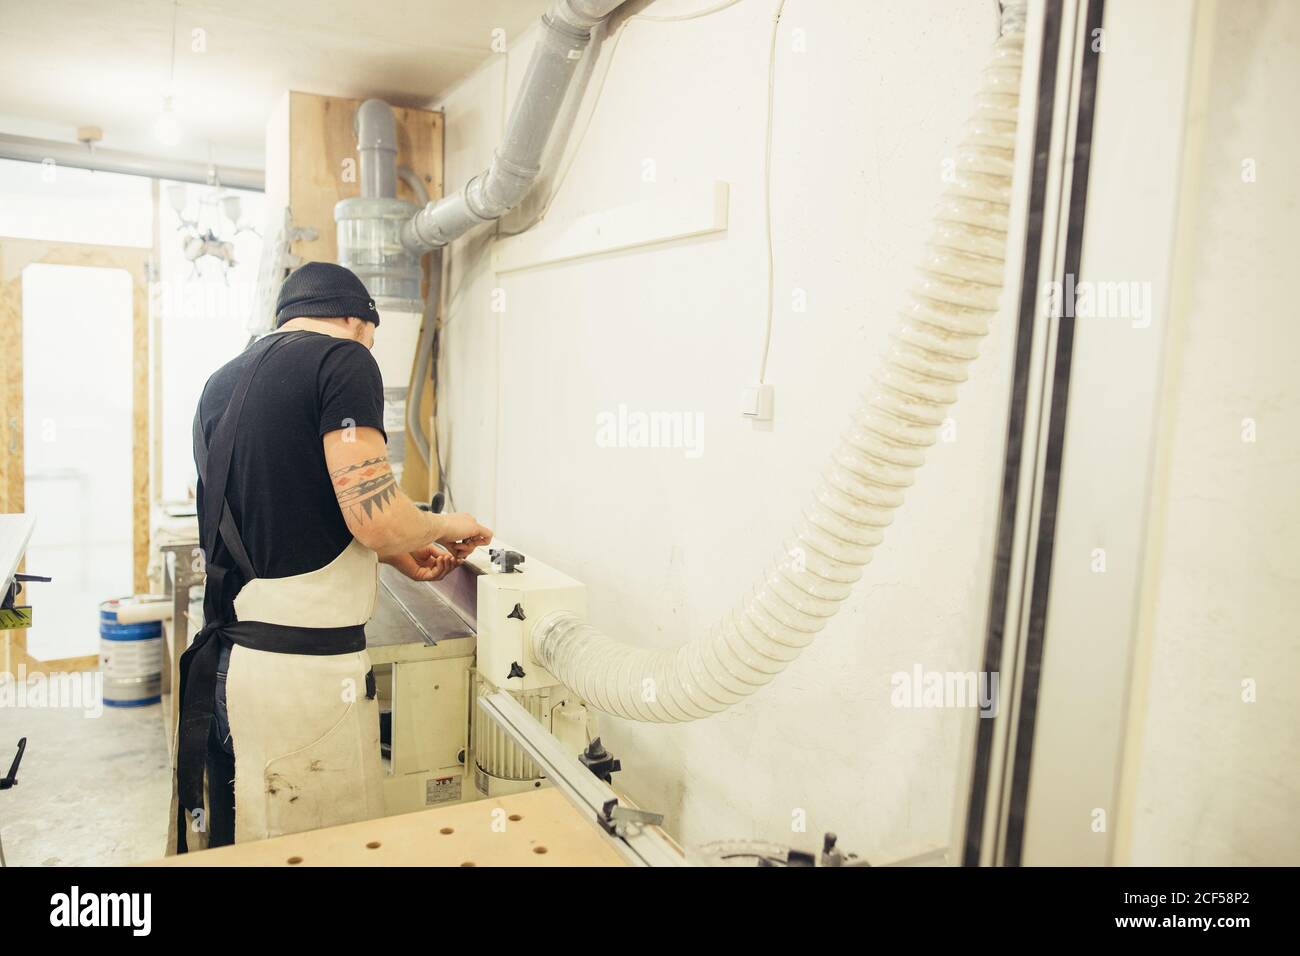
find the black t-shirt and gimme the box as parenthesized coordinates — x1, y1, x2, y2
(194, 330, 386, 618)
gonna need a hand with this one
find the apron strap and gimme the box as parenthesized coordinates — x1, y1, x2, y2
(224, 620, 366, 655)
(175, 622, 222, 850)
(193, 411, 256, 585)
(198, 332, 313, 589)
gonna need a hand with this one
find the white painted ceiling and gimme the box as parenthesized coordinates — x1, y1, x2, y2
(0, 0, 550, 170)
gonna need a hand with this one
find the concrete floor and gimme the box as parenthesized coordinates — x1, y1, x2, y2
(0, 680, 171, 866)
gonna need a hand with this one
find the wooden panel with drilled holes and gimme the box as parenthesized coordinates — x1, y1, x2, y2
(151, 788, 632, 867)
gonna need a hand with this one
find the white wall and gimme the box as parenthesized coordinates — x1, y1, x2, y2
(1121, 0, 1300, 866)
(436, 0, 1018, 859)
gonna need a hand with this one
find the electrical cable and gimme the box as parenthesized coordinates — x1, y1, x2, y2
(757, 0, 787, 384)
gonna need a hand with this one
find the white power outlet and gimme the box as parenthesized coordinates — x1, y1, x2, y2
(741, 384, 775, 421)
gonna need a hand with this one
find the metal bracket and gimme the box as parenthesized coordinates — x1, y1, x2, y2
(491, 549, 526, 573)
(3, 573, 50, 611)
(477, 691, 685, 866)
(597, 798, 663, 838)
(0, 738, 25, 791)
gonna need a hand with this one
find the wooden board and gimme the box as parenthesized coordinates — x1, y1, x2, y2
(0, 248, 20, 516)
(493, 180, 731, 275)
(151, 788, 628, 867)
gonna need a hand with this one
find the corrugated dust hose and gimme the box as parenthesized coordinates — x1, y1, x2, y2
(534, 21, 1027, 722)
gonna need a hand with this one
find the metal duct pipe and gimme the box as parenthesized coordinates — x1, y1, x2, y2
(356, 98, 400, 200)
(400, 0, 628, 251)
(335, 99, 423, 309)
(560, 0, 632, 29)
(0, 132, 263, 190)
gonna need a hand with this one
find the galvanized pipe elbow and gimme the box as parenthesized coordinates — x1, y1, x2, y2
(400, 0, 628, 252)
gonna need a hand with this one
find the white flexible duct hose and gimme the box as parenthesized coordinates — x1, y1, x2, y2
(534, 20, 1026, 723)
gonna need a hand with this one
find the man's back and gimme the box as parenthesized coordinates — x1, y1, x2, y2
(194, 329, 385, 616)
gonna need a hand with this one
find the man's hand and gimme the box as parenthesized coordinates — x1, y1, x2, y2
(434, 512, 493, 556)
(384, 546, 461, 582)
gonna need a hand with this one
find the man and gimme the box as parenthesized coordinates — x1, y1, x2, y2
(170, 261, 491, 852)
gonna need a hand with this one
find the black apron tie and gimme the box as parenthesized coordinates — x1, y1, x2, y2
(175, 332, 367, 853)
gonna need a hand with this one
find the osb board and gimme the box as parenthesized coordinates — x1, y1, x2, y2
(0, 247, 20, 515)
(0, 239, 152, 669)
(408, 333, 438, 502)
(151, 787, 628, 867)
(273, 92, 444, 501)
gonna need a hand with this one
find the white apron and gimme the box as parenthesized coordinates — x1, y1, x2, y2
(225, 538, 384, 843)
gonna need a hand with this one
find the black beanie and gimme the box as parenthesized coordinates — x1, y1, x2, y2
(275, 262, 380, 328)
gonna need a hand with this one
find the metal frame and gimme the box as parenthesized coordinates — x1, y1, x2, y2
(477, 691, 686, 867)
(1000, 0, 1104, 866)
(957, 0, 1106, 866)
(158, 542, 204, 757)
(0, 133, 263, 190)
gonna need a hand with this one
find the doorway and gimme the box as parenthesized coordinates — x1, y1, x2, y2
(0, 239, 150, 673)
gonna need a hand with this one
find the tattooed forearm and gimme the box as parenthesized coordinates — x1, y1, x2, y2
(331, 455, 400, 524)
(323, 427, 442, 556)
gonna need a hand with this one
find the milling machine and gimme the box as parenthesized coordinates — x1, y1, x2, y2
(368, 542, 596, 815)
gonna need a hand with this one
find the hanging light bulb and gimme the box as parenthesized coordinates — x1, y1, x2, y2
(154, 3, 182, 148)
(166, 182, 188, 213)
(221, 193, 242, 227)
(155, 95, 182, 146)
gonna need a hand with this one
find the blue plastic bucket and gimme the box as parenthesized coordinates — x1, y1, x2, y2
(99, 597, 164, 707)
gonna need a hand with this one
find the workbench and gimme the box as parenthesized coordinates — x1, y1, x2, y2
(153, 788, 627, 867)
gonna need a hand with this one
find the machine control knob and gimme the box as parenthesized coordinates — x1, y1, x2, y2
(818, 831, 863, 867)
(580, 737, 622, 784)
(489, 548, 525, 573)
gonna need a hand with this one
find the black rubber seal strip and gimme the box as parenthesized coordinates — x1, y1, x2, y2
(962, 0, 1065, 867)
(1000, 0, 1106, 868)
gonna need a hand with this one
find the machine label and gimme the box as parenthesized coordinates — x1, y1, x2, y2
(426, 775, 460, 806)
